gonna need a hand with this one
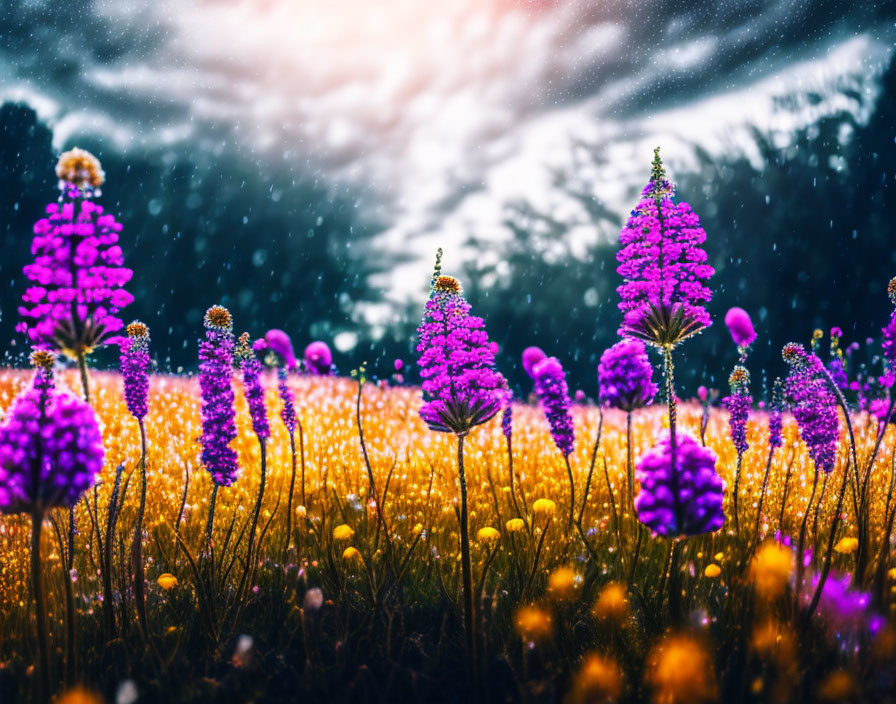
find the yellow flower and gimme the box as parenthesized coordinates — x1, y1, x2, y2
(296, 505, 307, 518)
(157, 573, 178, 591)
(514, 606, 553, 643)
(592, 583, 629, 624)
(342, 546, 361, 562)
(412, 523, 423, 536)
(547, 566, 579, 601)
(56, 688, 104, 704)
(817, 670, 856, 702)
(749, 539, 794, 599)
(704, 564, 721, 578)
(333, 524, 355, 541)
(533, 498, 557, 517)
(505, 518, 525, 533)
(834, 537, 858, 554)
(476, 526, 501, 544)
(646, 635, 718, 704)
(569, 653, 624, 704)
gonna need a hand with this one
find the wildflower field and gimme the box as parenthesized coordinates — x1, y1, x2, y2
(2, 148, 896, 704)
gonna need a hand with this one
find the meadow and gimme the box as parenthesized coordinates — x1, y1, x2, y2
(1, 148, 896, 703)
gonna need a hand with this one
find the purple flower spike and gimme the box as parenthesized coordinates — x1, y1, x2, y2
(769, 380, 784, 449)
(265, 329, 297, 370)
(199, 306, 240, 487)
(0, 381, 103, 514)
(724, 307, 756, 349)
(723, 366, 751, 455)
(304, 341, 332, 376)
(532, 357, 575, 457)
(238, 334, 270, 440)
(634, 433, 725, 537)
(501, 396, 513, 440)
(277, 367, 297, 433)
(782, 343, 839, 474)
(882, 311, 896, 368)
(616, 148, 714, 348)
(416, 275, 506, 435)
(17, 150, 133, 359)
(597, 338, 657, 412)
(522, 346, 546, 379)
(120, 321, 150, 421)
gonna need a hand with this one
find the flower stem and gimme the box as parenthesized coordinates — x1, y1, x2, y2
(732, 453, 743, 534)
(31, 510, 50, 703)
(755, 446, 775, 542)
(794, 470, 819, 614)
(662, 346, 682, 530)
(457, 434, 477, 693)
(564, 454, 575, 533)
(284, 429, 297, 560)
(626, 412, 634, 513)
(76, 350, 90, 403)
(133, 419, 149, 640)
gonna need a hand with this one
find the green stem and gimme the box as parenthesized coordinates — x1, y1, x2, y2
(754, 446, 775, 542)
(284, 429, 297, 560)
(457, 434, 477, 692)
(564, 454, 575, 533)
(794, 470, 819, 615)
(626, 412, 634, 513)
(77, 351, 90, 403)
(662, 346, 682, 530)
(732, 453, 743, 534)
(31, 510, 50, 703)
(133, 420, 149, 640)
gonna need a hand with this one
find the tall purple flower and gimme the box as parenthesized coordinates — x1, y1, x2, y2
(120, 321, 150, 420)
(616, 149, 714, 348)
(532, 357, 575, 456)
(782, 343, 839, 474)
(723, 366, 751, 456)
(416, 275, 506, 435)
(501, 396, 513, 441)
(304, 341, 332, 376)
(199, 306, 240, 486)
(0, 380, 104, 514)
(17, 149, 133, 359)
(277, 367, 297, 433)
(522, 346, 546, 379)
(768, 380, 784, 449)
(634, 433, 725, 537)
(597, 338, 657, 412)
(238, 333, 270, 440)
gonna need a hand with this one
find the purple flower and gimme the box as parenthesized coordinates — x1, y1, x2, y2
(120, 321, 150, 420)
(882, 310, 896, 368)
(723, 366, 751, 455)
(501, 396, 513, 440)
(277, 368, 297, 434)
(532, 357, 575, 456)
(522, 346, 546, 379)
(199, 306, 240, 486)
(724, 307, 756, 349)
(827, 358, 848, 392)
(803, 571, 874, 637)
(265, 329, 297, 370)
(416, 275, 506, 435)
(782, 343, 839, 474)
(304, 341, 332, 375)
(616, 148, 714, 347)
(769, 380, 784, 449)
(0, 380, 103, 514)
(634, 433, 725, 537)
(17, 151, 133, 358)
(238, 334, 270, 440)
(597, 338, 657, 412)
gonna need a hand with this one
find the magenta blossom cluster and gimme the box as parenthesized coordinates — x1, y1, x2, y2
(265, 329, 297, 370)
(18, 198, 133, 358)
(532, 357, 575, 457)
(522, 346, 546, 379)
(239, 335, 270, 441)
(616, 150, 714, 347)
(782, 343, 839, 474)
(304, 341, 332, 375)
(597, 338, 657, 412)
(120, 322, 150, 420)
(0, 379, 103, 514)
(724, 307, 756, 350)
(883, 312, 896, 368)
(634, 433, 725, 537)
(199, 307, 240, 486)
(416, 276, 506, 435)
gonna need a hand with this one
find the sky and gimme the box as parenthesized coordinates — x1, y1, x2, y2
(1, 0, 895, 386)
